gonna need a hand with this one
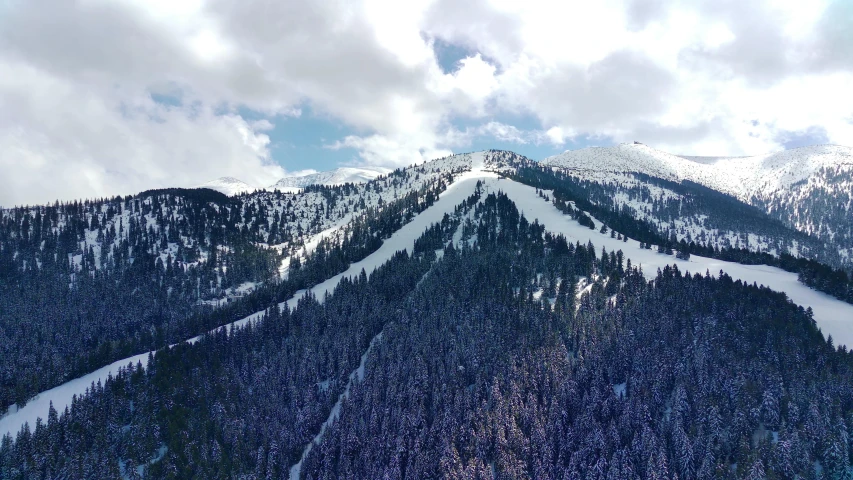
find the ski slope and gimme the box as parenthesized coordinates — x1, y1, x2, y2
(276, 221, 350, 279)
(0, 352, 153, 440)
(284, 159, 496, 310)
(289, 332, 385, 480)
(488, 177, 853, 348)
(4, 158, 852, 441)
(0, 166, 495, 440)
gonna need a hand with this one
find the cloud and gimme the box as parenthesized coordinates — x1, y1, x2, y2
(0, 58, 286, 205)
(544, 127, 567, 146)
(327, 133, 454, 168)
(467, 0, 853, 155)
(0, 0, 851, 204)
(502, 50, 676, 131)
(474, 122, 529, 144)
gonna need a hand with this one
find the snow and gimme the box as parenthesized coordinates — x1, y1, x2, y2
(542, 143, 853, 203)
(269, 167, 390, 191)
(238, 158, 466, 257)
(4, 150, 852, 444)
(197, 281, 261, 307)
(488, 177, 853, 348)
(277, 222, 349, 279)
(543, 144, 853, 266)
(604, 179, 784, 256)
(0, 352, 151, 439)
(119, 444, 168, 479)
(234, 281, 257, 295)
(284, 166, 498, 310)
(197, 177, 257, 196)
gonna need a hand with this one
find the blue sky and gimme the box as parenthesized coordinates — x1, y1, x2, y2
(258, 107, 611, 172)
(251, 106, 361, 172)
(254, 34, 836, 173)
(256, 38, 610, 172)
(779, 127, 831, 150)
(157, 73, 605, 173)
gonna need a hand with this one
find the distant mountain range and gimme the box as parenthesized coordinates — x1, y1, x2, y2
(542, 143, 852, 202)
(268, 166, 391, 192)
(542, 143, 853, 266)
(199, 166, 391, 196)
(196, 176, 257, 196)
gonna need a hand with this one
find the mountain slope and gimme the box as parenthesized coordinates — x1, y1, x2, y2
(0, 163, 460, 410)
(543, 143, 853, 201)
(543, 143, 853, 266)
(3, 162, 853, 478)
(1, 148, 849, 421)
(4, 151, 853, 444)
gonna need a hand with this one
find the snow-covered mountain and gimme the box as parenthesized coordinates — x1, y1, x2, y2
(542, 143, 853, 264)
(269, 166, 390, 192)
(5, 149, 853, 450)
(197, 176, 257, 196)
(543, 143, 853, 201)
(4, 148, 853, 478)
(200, 167, 391, 196)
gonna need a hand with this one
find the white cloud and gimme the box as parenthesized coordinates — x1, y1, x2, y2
(433, 54, 499, 117)
(476, 122, 528, 144)
(327, 133, 454, 168)
(0, 0, 851, 204)
(424, 0, 852, 154)
(0, 58, 285, 205)
(545, 127, 566, 146)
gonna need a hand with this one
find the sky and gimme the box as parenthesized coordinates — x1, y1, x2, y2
(0, 0, 851, 206)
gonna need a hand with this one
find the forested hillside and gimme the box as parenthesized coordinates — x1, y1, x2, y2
(0, 165, 455, 409)
(2, 191, 851, 479)
(509, 165, 853, 304)
(2, 150, 852, 479)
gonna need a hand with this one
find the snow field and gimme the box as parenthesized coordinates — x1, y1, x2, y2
(0, 352, 152, 439)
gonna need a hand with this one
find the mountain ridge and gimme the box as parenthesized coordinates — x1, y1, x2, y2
(3, 148, 853, 479)
(542, 143, 853, 266)
(269, 166, 391, 192)
(544, 143, 853, 200)
(196, 176, 258, 196)
(199, 166, 392, 196)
